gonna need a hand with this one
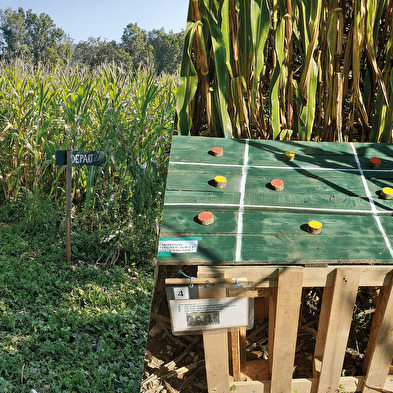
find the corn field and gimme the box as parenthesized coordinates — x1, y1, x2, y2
(177, 0, 393, 142)
(0, 61, 175, 203)
(0, 61, 176, 263)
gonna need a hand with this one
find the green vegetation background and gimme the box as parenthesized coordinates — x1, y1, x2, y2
(0, 55, 176, 393)
(0, 7, 184, 74)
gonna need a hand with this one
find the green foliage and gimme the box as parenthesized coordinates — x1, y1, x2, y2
(0, 60, 176, 265)
(73, 37, 133, 69)
(0, 200, 154, 392)
(120, 23, 154, 68)
(148, 28, 185, 74)
(0, 8, 185, 74)
(0, 7, 73, 65)
(178, 0, 393, 142)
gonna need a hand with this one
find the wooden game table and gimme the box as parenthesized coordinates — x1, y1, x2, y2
(152, 136, 393, 393)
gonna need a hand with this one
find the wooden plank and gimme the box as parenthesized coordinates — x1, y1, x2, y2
(268, 286, 276, 379)
(229, 375, 393, 393)
(198, 265, 393, 289)
(229, 380, 265, 393)
(168, 135, 246, 166)
(362, 271, 393, 393)
(158, 210, 393, 264)
(270, 268, 303, 393)
(203, 330, 230, 393)
(240, 326, 247, 373)
(165, 164, 242, 194)
(198, 270, 230, 393)
(314, 268, 360, 393)
(230, 329, 241, 381)
(66, 140, 72, 263)
(165, 277, 247, 286)
(244, 167, 371, 211)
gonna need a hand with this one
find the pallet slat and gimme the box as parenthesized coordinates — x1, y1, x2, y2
(362, 271, 393, 393)
(199, 274, 230, 393)
(314, 269, 361, 393)
(270, 269, 303, 392)
(229, 376, 393, 393)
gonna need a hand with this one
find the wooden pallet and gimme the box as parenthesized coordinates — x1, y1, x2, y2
(184, 265, 393, 393)
(151, 136, 393, 393)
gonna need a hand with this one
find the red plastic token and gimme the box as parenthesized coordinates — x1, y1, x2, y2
(369, 157, 381, 169)
(271, 179, 284, 191)
(198, 211, 214, 225)
(211, 147, 223, 157)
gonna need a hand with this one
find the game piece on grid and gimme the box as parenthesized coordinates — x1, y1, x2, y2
(214, 175, 227, 188)
(198, 211, 215, 225)
(381, 187, 393, 200)
(369, 157, 381, 169)
(308, 220, 323, 234)
(271, 179, 284, 191)
(283, 151, 295, 161)
(211, 146, 223, 157)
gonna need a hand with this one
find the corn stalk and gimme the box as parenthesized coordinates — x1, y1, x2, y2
(177, 0, 393, 142)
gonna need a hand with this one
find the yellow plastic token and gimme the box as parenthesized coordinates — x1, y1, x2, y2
(308, 220, 323, 234)
(214, 176, 227, 183)
(381, 187, 393, 200)
(283, 151, 295, 161)
(214, 175, 227, 188)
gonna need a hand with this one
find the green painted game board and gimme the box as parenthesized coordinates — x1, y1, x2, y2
(157, 136, 393, 265)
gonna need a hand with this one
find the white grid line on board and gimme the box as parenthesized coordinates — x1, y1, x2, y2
(235, 140, 249, 262)
(163, 201, 393, 215)
(350, 142, 393, 259)
(169, 161, 393, 172)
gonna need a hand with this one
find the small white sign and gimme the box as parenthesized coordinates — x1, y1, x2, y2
(158, 239, 198, 254)
(172, 287, 190, 300)
(169, 297, 253, 335)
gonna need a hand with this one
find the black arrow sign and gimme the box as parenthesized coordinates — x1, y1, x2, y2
(55, 150, 105, 166)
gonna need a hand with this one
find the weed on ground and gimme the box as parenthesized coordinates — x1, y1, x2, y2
(0, 199, 154, 393)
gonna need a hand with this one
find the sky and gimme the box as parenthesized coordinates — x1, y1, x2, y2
(0, 0, 189, 43)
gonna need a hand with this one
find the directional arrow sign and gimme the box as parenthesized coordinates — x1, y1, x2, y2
(55, 150, 105, 166)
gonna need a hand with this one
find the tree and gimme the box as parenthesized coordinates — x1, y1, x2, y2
(0, 7, 72, 64)
(148, 28, 184, 74)
(0, 7, 28, 57)
(120, 23, 153, 67)
(73, 37, 133, 68)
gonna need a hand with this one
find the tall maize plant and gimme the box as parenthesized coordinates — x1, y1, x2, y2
(177, 0, 393, 142)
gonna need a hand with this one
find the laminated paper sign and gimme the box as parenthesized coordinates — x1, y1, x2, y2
(169, 297, 254, 335)
(157, 237, 201, 256)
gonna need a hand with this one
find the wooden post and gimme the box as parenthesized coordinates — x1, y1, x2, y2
(66, 141, 72, 263)
(313, 268, 360, 393)
(270, 268, 303, 393)
(229, 329, 241, 381)
(198, 275, 230, 393)
(362, 271, 393, 393)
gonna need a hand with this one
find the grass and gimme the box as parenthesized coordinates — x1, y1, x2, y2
(0, 199, 155, 392)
